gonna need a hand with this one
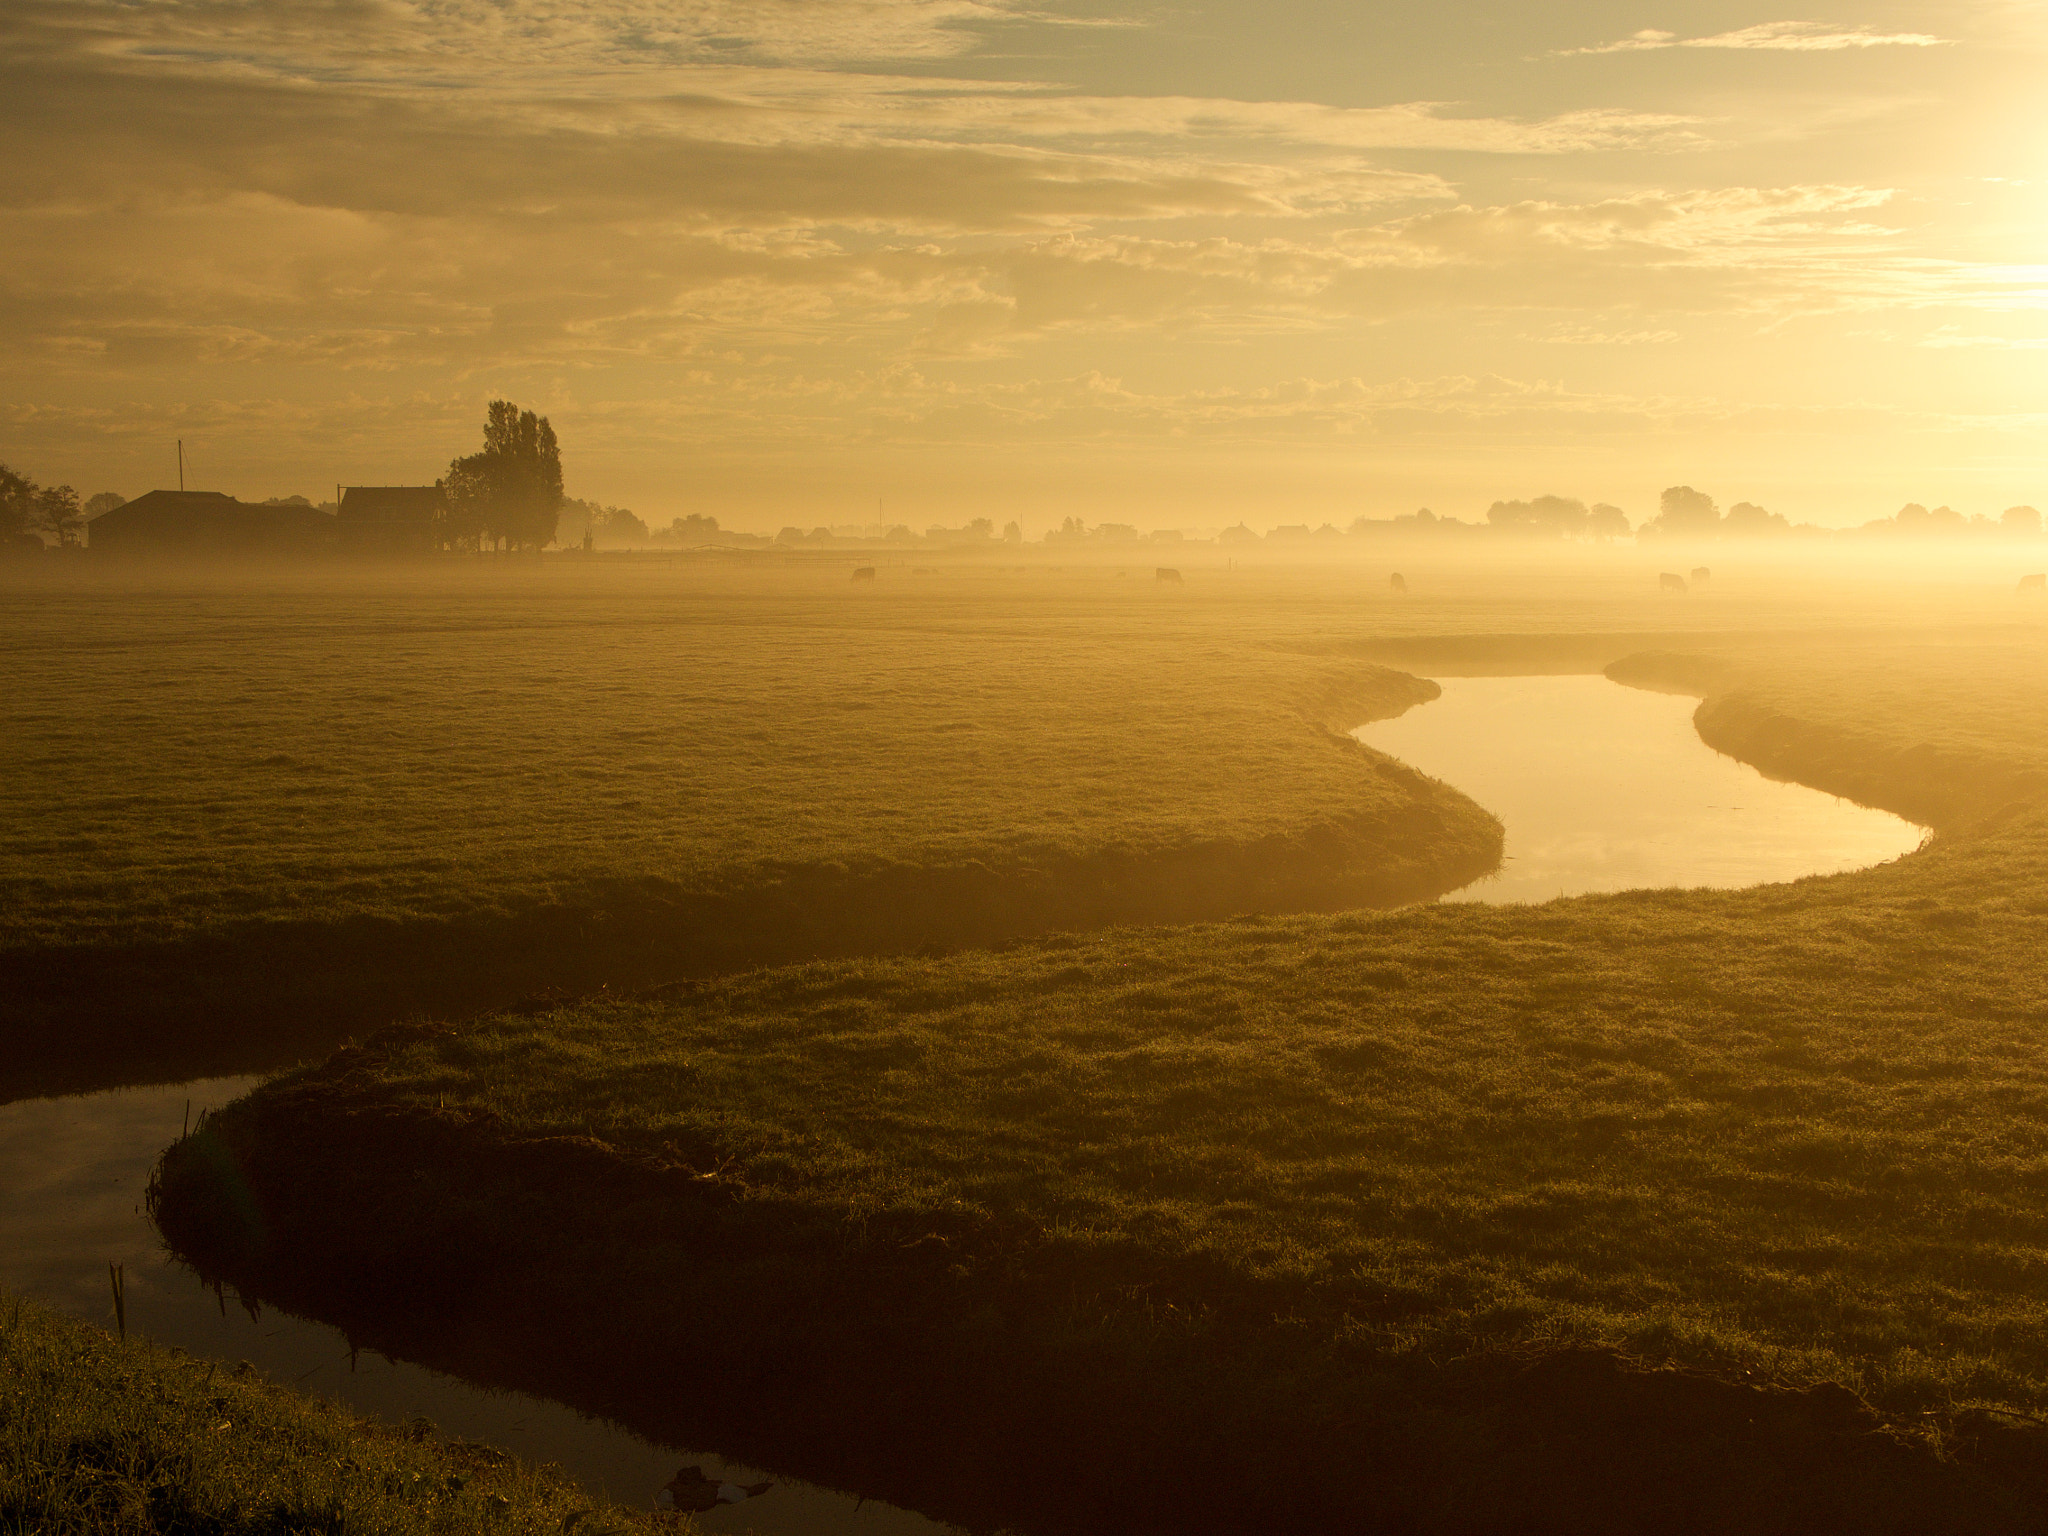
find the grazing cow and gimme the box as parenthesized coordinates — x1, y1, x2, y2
(851, 566, 876, 583)
(1660, 572, 1688, 593)
(1389, 572, 1407, 593)
(1691, 567, 1712, 583)
(2021, 573, 2046, 593)
(1155, 567, 1183, 584)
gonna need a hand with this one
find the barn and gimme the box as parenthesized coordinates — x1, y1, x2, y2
(338, 485, 446, 555)
(86, 491, 336, 558)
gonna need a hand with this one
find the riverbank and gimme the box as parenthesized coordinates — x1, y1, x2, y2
(150, 633, 2048, 1531)
(0, 1291, 657, 1534)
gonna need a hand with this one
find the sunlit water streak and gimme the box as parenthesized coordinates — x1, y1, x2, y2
(1353, 675, 1925, 904)
(0, 1078, 952, 1536)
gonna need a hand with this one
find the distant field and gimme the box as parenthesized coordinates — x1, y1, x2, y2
(153, 613, 2048, 1531)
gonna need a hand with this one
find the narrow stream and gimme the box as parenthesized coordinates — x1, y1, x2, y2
(0, 1077, 956, 1535)
(1354, 674, 1925, 903)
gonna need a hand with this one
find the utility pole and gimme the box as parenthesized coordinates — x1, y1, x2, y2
(177, 440, 184, 492)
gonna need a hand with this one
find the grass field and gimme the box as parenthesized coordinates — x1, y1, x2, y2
(148, 607, 2048, 1532)
(0, 1291, 651, 1534)
(4, 560, 1526, 1098)
(13, 553, 2038, 1102)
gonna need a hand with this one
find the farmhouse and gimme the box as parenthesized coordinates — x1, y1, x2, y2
(338, 485, 446, 555)
(86, 491, 335, 558)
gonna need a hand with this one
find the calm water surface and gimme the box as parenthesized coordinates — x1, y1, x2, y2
(0, 1077, 953, 1536)
(1354, 674, 1925, 903)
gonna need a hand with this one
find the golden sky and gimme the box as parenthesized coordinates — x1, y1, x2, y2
(5, 0, 2047, 528)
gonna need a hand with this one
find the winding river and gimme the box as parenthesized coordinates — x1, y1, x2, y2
(1353, 674, 1924, 903)
(5, 673, 1926, 1531)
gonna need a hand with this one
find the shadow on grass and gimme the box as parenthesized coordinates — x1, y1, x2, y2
(150, 1073, 2048, 1536)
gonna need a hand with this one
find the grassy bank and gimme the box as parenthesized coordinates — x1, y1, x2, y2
(0, 1291, 651, 1534)
(2, 563, 1514, 1099)
(152, 631, 2048, 1532)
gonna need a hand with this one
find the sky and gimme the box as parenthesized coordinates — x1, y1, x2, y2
(5, 0, 2048, 529)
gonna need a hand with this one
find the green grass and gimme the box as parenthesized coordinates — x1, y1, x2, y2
(151, 624, 2048, 1530)
(0, 1292, 655, 1535)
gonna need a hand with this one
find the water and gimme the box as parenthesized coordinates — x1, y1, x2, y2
(0, 1077, 953, 1536)
(1354, 674, 1925, 904)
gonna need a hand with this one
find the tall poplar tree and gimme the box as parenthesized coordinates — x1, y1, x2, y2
(442, 401, 564, 551)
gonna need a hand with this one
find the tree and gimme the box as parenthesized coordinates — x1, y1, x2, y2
(1723, 501, 1790, 538)
(443, 400, 564, 552)
(1587, 503, 1631, 540)
(84, 492, 126, 519)
(1486, 495, 1589, 538)
(2002, 505, 2041, 537)
(0, 463, 36, 538)
(1642, 486, 1720, 538)
(34, 484, 82, 547)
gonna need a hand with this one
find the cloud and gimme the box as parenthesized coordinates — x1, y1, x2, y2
(1526, 328, 1681, 345)
(0, 180, 1961, 393)
(1920, 326, 2048, 350)
(27, 0, 1059, 74)
(1565, 21, 1947, 55)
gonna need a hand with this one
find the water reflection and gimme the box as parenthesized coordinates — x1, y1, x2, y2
(1355, 675, 1924, 904)
(0, 1078, 952, 1536)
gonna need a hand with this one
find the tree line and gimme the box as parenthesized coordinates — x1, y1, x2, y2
(0, 465, 123, 547)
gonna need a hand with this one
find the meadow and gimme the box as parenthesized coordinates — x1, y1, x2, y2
(145, 566, 2048, 1532)
(3, 558, 1520, 1098)
(0, 1292, 651, 1534)
(15, 546, 1980, 1099)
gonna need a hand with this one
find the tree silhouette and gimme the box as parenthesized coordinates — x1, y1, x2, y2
(34, 484, 82, 547)
(0, 463, 38, 539)
(443, 401, 564, 552)
(1644, 486, 1721, 537)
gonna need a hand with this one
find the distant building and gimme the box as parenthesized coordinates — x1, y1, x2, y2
(86, 491, 335, 558)
(337, 485, 446, 555)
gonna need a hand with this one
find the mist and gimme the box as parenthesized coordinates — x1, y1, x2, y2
(11, 3, 2048, 1532)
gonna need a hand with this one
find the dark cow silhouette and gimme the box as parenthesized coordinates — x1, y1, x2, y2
(850, 566, 875, 583)
(2021, 573, 2046, 593)
(1660, 572, 1688, 593)
(1691, 567, 1711, 582)
(1389, 572, 1407, 593)
(1155, 567, 1183, 584)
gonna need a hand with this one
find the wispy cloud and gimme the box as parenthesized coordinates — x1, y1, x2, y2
(1920, 326, 2048, 350)
(1564, 21, 1947, 55)
(1526, 328, 1681, 345)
